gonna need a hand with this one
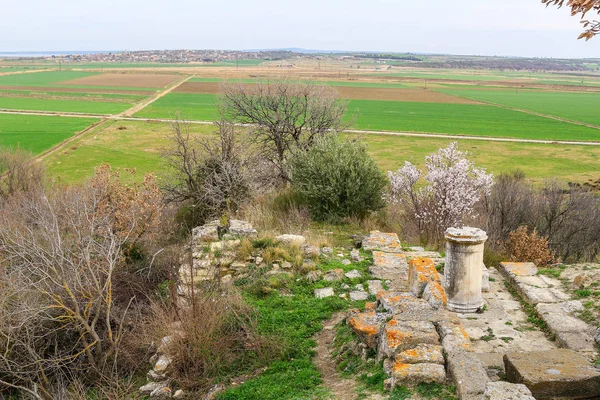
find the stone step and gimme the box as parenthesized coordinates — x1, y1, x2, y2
(504, 349, 600, 399)
(362, 231, 402, 253)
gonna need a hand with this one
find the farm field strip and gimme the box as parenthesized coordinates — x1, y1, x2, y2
(119, 74, 193, 117)
(0, 113, 99, 154)
(0, 97, 136, 114)
(437, 88, 600, 128)
(58, 72, 181, 88)
(132, 92, 600, 142)
(0, 70, 99, 86)
(175, 81, 476, 103)
(0, 89, 146, 102)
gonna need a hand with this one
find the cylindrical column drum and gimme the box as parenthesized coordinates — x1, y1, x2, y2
(444, 227, 488, 313)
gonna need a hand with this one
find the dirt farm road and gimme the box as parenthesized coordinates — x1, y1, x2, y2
(1, 108, 600, 147)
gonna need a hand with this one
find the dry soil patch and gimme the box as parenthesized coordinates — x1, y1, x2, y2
(0, 85, 151, 96)
(58, 73, 179, 88)
(175, 81, 479, 104)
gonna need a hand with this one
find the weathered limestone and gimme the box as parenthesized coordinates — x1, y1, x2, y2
(445, 349, 490, 399)
(349, 291, 369, 301)
(370, 251, 408, 290)
(408, 257, 440, 297)
(362, 231, 403, 253)
(314, 287, 334, 299)
(422, 280, 447, 310)
(367, 280, 384, 296)
(483, 382, 535, 400)
(347, 309, 389, 349)
(444, 227, 488, 313)
(391, 362, 446, 386)
(504, 349, 600, 399)
(345, 269, 362, 279)
(395, 344, 444, 365)
(323, 269, 344, 281)
(274, 234, 306, 246)
(379, 319, 439, 359)
(499, 261, 599, 358)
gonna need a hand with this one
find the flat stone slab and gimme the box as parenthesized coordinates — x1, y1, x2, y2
(446, 349, 490, 399)
(408, 257, 440, 297)
(396, 344, 444, 365)
(377, 291, 454, 323)
(349, 291, 369, 301)
(362, 231, 402, 253)
(504, 349, 600, 399)
(391, 362, 446, 386)
(367, 280, 384, 296)
(314, 287, 334, 299)
(535, 303, 598, 353)
(483, 382, 535, 400)
(370, 252, 408, 290)
(499, 262, 538, 277)
(347, 309, 389, 349)
(379, 319, 440, 359)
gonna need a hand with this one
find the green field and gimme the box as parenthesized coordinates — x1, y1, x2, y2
(438, 89, 600, 126)
(133, 92, 600, 141)
(0, 114, 98, 154)
(135, 92, 219, 120)
(347, 99, 600, 141)
(0, 96, 135, 114)
(44, 120, 600, 186)
(0, 70, 98, 86)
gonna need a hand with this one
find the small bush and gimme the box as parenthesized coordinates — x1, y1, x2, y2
(505, 226, 555, 267)
(289, 135, 387, 221)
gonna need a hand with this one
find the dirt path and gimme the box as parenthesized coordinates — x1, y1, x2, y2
(119, 74, 193, 117)
(314, 312, 384, 400)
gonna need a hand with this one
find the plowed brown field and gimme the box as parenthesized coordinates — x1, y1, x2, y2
(175, 81, 479, 104)
(58, 73, 180, 88)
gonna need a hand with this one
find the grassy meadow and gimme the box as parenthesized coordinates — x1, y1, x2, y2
(0, 96, 135, 114)
(43, 120, 600, 186)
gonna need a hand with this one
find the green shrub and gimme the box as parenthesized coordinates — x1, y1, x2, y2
(289, 135, 387, 221)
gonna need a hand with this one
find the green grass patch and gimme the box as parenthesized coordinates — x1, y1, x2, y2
(0, 70, 98, 86)
(0, 89, 146, 101)
(438, 89, 600, 127)
(0, 114, 98, 154)
(0, 96, 134, 114)
(347, 99, 600, 141)
(134, 92, 218, 120)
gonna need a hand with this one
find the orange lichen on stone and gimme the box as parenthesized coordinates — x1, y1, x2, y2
(408, 257, 439, 283)
(393, 362, 411, 375)
(428, 281, 447, 305)
(347, 310, 382, 348)
(364, 302, 377, 312)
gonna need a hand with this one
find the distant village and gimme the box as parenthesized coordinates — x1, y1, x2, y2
(46, 49, 301, 64)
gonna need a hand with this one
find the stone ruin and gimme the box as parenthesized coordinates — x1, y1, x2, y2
(348, 228, 600, 400)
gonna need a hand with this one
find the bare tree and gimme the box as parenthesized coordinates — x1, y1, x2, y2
(218, 79, 348, 182)
(0, 166, 163, 397)
(0, 148, 44, 199)
(162, 118, 259, 225)
(542, 0, 600, 39)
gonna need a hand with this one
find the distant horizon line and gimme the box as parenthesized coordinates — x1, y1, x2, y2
(0, 48, 599, 60)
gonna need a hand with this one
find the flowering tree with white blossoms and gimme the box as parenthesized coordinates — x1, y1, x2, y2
(388, 142, 494, 243)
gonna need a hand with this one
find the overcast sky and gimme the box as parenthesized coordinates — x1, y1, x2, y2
(2, 0, 600, 58)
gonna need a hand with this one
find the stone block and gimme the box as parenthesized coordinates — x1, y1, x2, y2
(446, 350, 490, 399)
(367, 280, 384, 296)
(140, 382, 169, 395)
(345, 269, 362, 279)
(482, 264, 490, 292)
(349, 291, 369, 301)
(350, 248, 362, 262)
(275, 234, 306, 246)
(347, 309, 388, 348)
(408, 257, 440, 297)
(153, 354, 172, 374)
(391, 362, 446, 386)
(379, 319, 439, 359)
(314, 287, 335, 299)
(515, 282, 562, 304)
(228, 219, 257, 238)
(422, 280, 447, 310)
(192, 222, 219, 242)
(323, 269, 344, 281)
(483, 382, 535, 400)
(504, 349, 600, 399)
(362, 231, 402, 253)
(395, 344, 444, 365)
(499, 262, 538, 277)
